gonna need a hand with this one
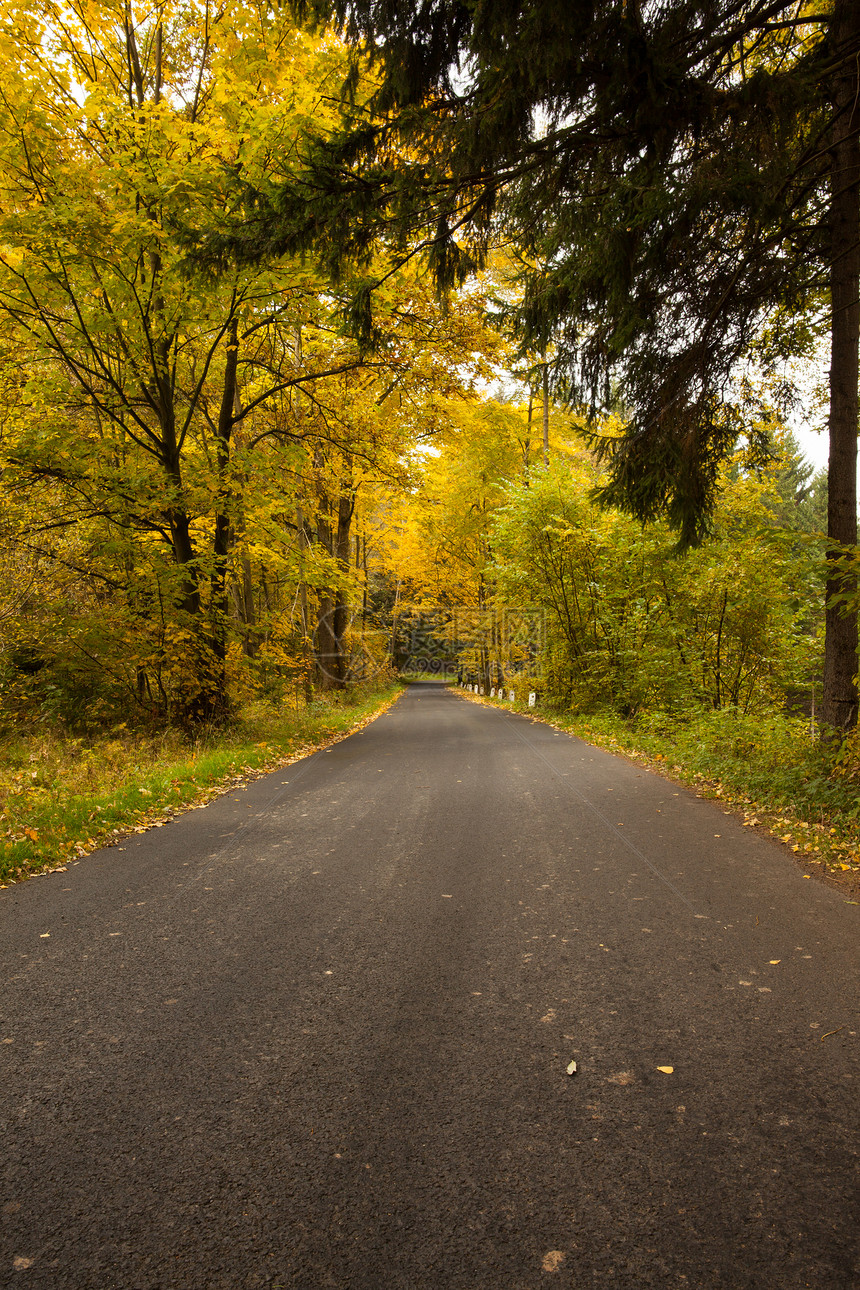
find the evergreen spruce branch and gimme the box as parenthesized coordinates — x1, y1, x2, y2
(210, 1, 848, 561)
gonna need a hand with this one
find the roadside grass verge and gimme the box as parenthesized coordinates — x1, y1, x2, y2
(0, 681, 404, 885)
(461, 688, 860, 885)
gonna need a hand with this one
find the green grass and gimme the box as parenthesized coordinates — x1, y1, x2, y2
(0, 681, 404, 885)
(8, 677, 858, 888)
(467, 688, 860, 877)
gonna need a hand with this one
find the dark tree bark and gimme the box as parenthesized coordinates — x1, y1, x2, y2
(331, 486, 355, 673)
(211, 315, 239, 626)
(821, 0, 860, 732)
(313, 439, 356, 690)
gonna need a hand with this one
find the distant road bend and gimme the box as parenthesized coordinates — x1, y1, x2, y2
(2, 680, 859, 1288)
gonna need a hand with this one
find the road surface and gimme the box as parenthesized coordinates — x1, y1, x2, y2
(2, 681, 859, 1288)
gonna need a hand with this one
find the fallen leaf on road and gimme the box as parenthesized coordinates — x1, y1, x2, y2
(566, 1060, 577, 1075)
(657, 1066, 674, 1074)
(39, 932, 50, 938)
(769, 959, 781, 964)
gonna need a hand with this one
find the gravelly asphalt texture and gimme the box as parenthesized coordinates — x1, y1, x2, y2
(2, 680, 859, 1289)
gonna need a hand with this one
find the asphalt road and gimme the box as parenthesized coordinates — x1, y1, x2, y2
(2, 681, 859, 1289)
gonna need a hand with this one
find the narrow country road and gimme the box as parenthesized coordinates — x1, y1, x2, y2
(2, 681, 859, 1289)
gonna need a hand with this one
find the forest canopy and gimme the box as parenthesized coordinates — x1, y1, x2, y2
(0, 0, 855, 745)
(237, 0, 859, 731)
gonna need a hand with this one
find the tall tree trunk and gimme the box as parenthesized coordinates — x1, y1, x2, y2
(211, 315, 239, 643)
(189, 313, 240, 722)
(314, 503, 349, 690)
(316, 589, 340, 688)
(315, 502, 337, 689)
(223, 321, 258, 659)
(296, 507, 315, 702)
(821, 0, 859, 732)
(237, 543, 257, 657)
(331, 486, 356, 679)
(542, 363, 549, 468)
(164, 467, 201, 619)
(313, 444, 356, 690)
(389, 578, 401, 668)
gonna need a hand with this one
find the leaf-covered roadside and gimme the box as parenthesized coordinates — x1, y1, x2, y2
(0, 683, 403, 886)
(460, 689, 860, 899)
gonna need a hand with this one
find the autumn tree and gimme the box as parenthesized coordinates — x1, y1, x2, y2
(492, 453, 813, 716)
(0, 0, 508, 726)
(241, 0, 859, 731)
(0, 0, 493, 723)
(0, 0, 365, 720)
(384, 395, 574, 688)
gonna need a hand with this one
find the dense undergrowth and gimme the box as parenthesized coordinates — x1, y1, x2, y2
(0, 681, 403, 886)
